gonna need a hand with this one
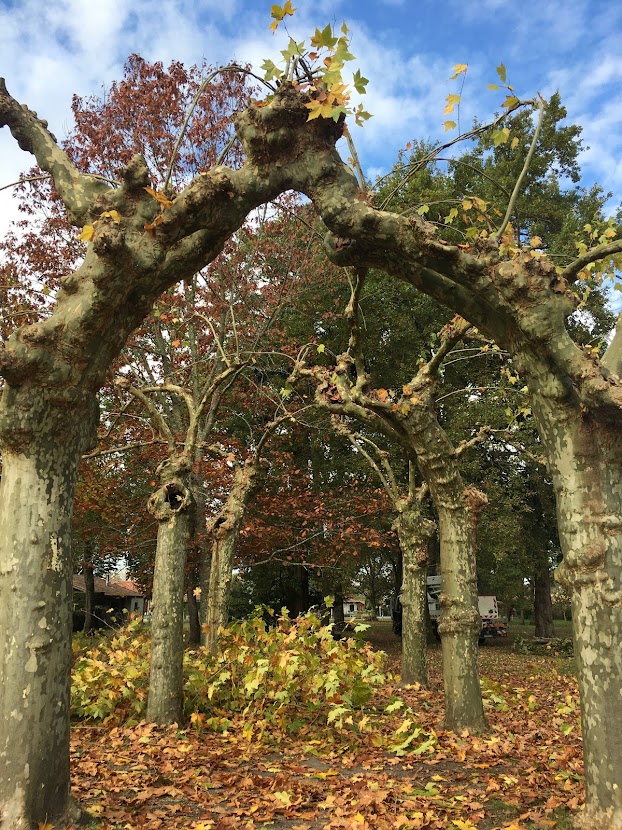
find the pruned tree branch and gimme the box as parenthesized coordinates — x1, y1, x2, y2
(0, 78, 110, 224)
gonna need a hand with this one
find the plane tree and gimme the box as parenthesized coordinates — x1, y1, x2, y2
(3, 15, 622, 829)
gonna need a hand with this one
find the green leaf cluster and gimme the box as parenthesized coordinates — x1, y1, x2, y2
(261, 10, 371, 126)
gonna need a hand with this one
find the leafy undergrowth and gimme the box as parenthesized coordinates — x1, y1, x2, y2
(70, 619, 584, 830)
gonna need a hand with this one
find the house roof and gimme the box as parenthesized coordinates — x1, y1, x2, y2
(72, 575, 145, 598)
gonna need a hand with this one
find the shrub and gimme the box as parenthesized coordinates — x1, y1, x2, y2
(71, 610, 435, 754)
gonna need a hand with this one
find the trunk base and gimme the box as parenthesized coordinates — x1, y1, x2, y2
(0, 794, 89, 830)
(573, 806, 622, 830)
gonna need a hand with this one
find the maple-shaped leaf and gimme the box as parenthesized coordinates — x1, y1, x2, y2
(352, 69, 368, 94)
(305, 99, 335, 121)
(491, 128, 510, 146)
(311, 23, 338, 49)
(449, 62, 468, 79)
(354, 104, 372, 126)
(444, 93, 461, 115)
(269, 0, 296, 31)
(273, 790, 292, 806)
(144, 186, 173, 209)
(261, 59, 283, 82)
(281, 37, 305, 62)
(77, 224, 95, 242)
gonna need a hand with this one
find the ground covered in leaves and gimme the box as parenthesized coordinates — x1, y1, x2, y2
(71, 621, 581, 830)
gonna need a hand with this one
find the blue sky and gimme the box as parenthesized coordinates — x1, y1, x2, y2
(2, 0, 622, 234)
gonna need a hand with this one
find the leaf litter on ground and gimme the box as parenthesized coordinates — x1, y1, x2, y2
(70, 616, 583, 829)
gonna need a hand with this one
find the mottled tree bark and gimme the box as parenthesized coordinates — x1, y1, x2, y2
(533, 552, 555, 638)
(0, 403, 95, 829)
(394, 505, 435, 687)
(204, 459, 263, 654)
(146, 459, 194, 724)
(530, 390, 622, 829)
(198, 547, 211, 629)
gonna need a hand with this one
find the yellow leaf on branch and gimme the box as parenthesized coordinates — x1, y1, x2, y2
(77, 224, 95, 242)
(144, 186, 174, 209)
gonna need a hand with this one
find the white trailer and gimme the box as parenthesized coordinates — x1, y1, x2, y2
(422, 576, 507, 641)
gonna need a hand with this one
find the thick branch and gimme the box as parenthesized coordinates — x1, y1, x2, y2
(0, 78, 110, 224)
(562, 239, 622, 283)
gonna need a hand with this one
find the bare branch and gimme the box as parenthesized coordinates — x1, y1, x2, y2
(345, 267, 368, 389)
(494, 97, 546, 241)
(454, 425, 492, 458)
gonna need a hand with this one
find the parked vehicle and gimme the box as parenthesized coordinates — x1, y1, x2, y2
(392, 575, 508, 644)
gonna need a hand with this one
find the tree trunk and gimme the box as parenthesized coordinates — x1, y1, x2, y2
(402, 409, 487, 732)
(436, 487, 487, 732)
(186, 574, 201, 646)
(198, 546, 211, 630)
(204, 459, 263, 654)
(394, 504, 435, 687)
(533, 553, 555, 638)
(0, 427, 90, 829)
(332, 583, 345, 629)
(532, 393, 622, 829)
(367, 560, 377, 618)
(82, 553, 95, 634)
(146, 458, 194, 725)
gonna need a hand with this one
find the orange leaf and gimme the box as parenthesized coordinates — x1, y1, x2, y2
(144, 186, 174, 209)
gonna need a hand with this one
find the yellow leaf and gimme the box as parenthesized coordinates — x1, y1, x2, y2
(273, 790, 292, 806)
(443, 120, 457, 131)
(38, 823, 55, 830)
(376, 388, 389, 402)
(193, 587, 202, 598)
(77, 224, 95, 242)
(444, 93, 461, 115)
(530, 236, 542, 248)
(394, 718, 412, 735)
(451, 63, 468, 77)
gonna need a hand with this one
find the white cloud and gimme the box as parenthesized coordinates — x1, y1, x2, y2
(3, 0, 622, 241)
